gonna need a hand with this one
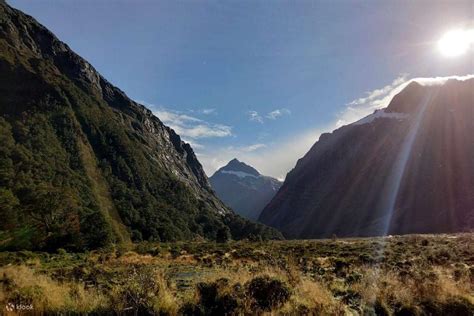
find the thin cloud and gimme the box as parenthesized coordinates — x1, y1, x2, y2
(182, 138, 205, 150)
(336, 74, 409, 127)
(248, 110, 264, 123)
(200, 108, 216, 115)
(137, 101, 232, 140)
(242, 143, 266, 152)
(266, 108, 291, 120)
(336, 73, 474, 128)
(411, 74, 474, 86)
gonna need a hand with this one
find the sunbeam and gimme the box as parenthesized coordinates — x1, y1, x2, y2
(380, 89, 437, 236)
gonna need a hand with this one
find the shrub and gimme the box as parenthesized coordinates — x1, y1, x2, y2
(373, 299, 390, 316)
(193, 278, 241, 315)
(421, 298, 474, 316)
(246, 275, 291, 311)
(216, 227, 231, 244)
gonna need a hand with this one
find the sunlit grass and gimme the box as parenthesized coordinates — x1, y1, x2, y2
(0, 233, 472, 314)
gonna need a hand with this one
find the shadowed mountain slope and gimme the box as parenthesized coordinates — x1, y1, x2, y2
(260, 79, 474, 238)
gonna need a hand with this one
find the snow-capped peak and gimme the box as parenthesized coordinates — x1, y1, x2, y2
(220, 170, 259, 179)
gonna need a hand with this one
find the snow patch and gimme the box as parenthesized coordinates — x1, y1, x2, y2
(352, 109, 409, 126)
(221, 170, 259, 179)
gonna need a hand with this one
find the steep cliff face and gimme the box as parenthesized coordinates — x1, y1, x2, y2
(0, 1, 281, 250)
(260, 79, 474, 238)
(210, 159, 282, 220)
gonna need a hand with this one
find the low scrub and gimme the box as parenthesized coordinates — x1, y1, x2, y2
(0, 234, 472, 315)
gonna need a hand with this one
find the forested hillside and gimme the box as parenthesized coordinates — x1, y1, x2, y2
(0, 1, 281, 251)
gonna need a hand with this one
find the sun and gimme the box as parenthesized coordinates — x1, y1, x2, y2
(438, 29, 474, 57)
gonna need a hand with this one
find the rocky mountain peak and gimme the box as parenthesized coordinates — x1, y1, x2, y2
(219, 158, 260, 177)
(210, 160, 282, 220)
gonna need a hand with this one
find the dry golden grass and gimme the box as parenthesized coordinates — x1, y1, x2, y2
(0, 234, 472, 314)
(0, 265, 107, 313)
(352, 265, 474, 313)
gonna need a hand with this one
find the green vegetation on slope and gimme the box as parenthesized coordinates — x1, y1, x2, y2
(0, 2, 282, 251)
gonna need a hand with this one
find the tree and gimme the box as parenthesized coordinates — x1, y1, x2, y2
(21, 185, 81, 248)
(0, 188, 19, 230)
(216, 226, 231, 243)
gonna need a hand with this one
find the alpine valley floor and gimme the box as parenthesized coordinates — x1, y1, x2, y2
(0, 233, 472, 315)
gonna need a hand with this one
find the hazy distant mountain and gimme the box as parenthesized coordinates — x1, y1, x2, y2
(0, 1, 281, 250)
(210, 159, 282, 220)
(260, 78, 474, 238)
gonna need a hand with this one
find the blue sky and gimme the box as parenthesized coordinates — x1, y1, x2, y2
(9, 0, 473, 179)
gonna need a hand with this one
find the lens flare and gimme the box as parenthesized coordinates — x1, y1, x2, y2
(438, 29, 474, 57)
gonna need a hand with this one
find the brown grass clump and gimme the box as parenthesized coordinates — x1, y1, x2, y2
(353, 266, 474, 314)
(282, 277, 344, 314)
(0, 265, 107, 313)
(109, 265, 179, 315)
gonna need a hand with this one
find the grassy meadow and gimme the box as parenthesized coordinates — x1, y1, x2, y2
(0, 233, 473, 315)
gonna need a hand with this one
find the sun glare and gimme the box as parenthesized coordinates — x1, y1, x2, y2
(438, 29, 474, 57)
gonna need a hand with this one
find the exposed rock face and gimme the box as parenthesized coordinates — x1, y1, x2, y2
(0, 2, 281, 250)
(260, 79, 474, 238)
(210, 159, 282, 220)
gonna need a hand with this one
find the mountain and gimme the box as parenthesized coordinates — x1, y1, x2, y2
(0, 1, 281, 250)
(209, 159, 282, 220)
(260, 78, 474, 238)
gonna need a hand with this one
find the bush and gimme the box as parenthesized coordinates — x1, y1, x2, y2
(216, 226, 231, 244)
(181, 278, 242, 315)
(245, 275, 291, 311)
(421, 298, 474, 316)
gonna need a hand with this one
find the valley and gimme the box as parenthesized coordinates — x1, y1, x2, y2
(0, 1, 473, 314)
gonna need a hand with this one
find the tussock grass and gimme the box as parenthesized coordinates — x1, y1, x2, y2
(0, 233, 473, 314)
(0, 265, 107, 313)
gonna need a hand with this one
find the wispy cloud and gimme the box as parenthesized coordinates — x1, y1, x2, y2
(335, 73, 474, 128)
(248, 110, 264, 123)
(137, 101, 232, 140)
(248, 108, 291, 123)
(242, 143, 266, 152)
(266, 108, 291, 120)
(153, 108, 232, 139)
(200, 108, 216, 115)
(410, 74, 474, 86)
(181, 138, 205, 150)
(227, 143, 267, 153)
(335, 74, 409, 127)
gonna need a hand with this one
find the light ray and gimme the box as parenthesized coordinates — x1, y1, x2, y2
(371, 88, 437, 294)
(380, 90, 436, 236)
